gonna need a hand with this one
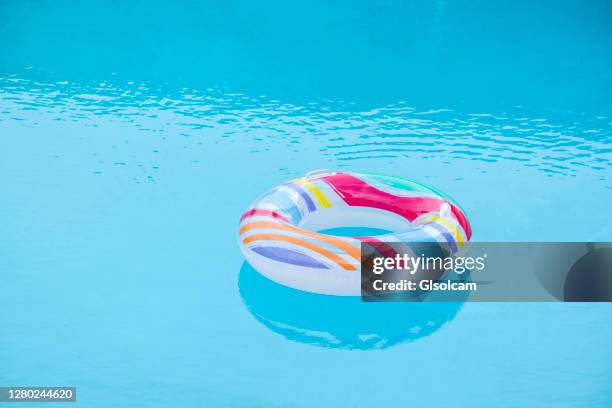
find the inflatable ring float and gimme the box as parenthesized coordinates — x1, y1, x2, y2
(238, 170, 472, 296)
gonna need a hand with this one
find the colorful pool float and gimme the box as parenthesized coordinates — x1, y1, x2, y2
(238, 170, 472, 296)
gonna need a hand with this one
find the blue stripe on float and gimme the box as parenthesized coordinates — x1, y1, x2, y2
(252, 246, 329, 269)
(285, 182, 316, 212)
(423, 222, 458, 253)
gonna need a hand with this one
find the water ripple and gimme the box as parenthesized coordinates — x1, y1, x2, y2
(2, 75, 611, 179)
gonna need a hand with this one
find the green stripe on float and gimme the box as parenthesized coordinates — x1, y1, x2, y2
(354, 172, 467, 214)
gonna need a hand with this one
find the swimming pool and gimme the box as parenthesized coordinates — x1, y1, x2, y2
(1, 0, 611, 406)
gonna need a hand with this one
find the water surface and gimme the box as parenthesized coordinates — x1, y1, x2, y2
(1, 1, 611, 406)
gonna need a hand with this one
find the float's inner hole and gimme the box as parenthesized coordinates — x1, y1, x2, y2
(298, 206, 413, 236)
(318, 227, 393, 237)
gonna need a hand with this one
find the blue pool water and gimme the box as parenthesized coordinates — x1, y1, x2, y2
(1, 0, 611, 406)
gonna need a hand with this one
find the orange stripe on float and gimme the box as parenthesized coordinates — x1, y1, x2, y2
(242, 233, 356, 271)
(240, 221, 360, 262)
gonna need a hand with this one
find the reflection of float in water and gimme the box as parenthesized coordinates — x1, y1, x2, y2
(238, 262, 466, 350)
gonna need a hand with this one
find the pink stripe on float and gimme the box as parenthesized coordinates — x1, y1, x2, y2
(323, 173, 472, 239)
(240, 209, 291, 224)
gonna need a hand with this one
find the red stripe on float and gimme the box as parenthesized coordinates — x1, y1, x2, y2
(323, 173, 472, 239)
(240, 209, 291, 224)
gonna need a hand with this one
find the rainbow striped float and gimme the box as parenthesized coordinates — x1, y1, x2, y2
(238, 170, 472, 296)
